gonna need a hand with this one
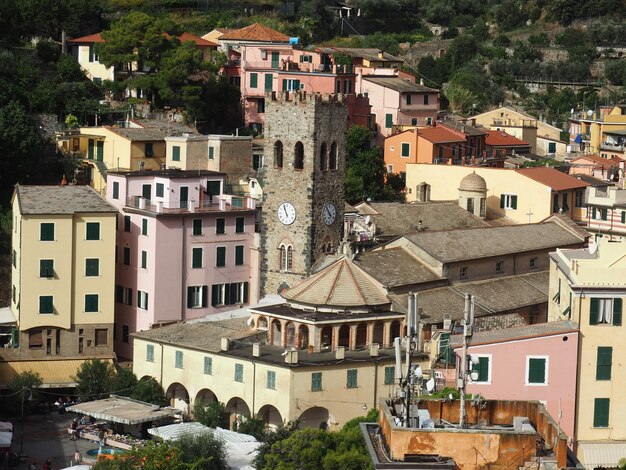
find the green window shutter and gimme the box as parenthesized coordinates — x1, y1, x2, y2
(147, 344, 154, 362)
(548, 142, 556, 153)
(401, 143, 410, 157)
(141, 218, 148, 236)
(622, 211, 626, 224)
(145, 142, 153, 157)
(192, 248, 203, 268)
(39, 296, 53, 314)
(312, 372, 322, 391)
(156, 183, 164, 198)
(384, 366, 395, 385)
(204, 356, 212, 375)
(236, 217, 244, 233)
(235, 245, 244, 266)
(112, 182, 119, 200)
(473, 357, 489, 382)
(124, 215, 131, 232)
(385, 114, 393, 128)
(250, 73, 258, 88)
(85, 294, 98, 312)
(192, 219, 202, 235)
(141, 251, 147, 269)
(593, 398, 610, 427)
(602, 208, 608, 221)
(500, 194, 505, 209)
(347, 369, 357, 388)
(172, 146, 180, 161)
(216, 247, 226, 267)
(511, 195, 518, 210)
(596, 347, 612, 380)
(265, 73, 273, 91)
(592, 207, 597, 219)
(175, 351, 183, 368)
(528, 358, 546, 384)
(202, 285, 208, 308)
(86, 222, 100, 240)
(243, 282, 249, 303)
(40, 223, 54, 241)
(282, 79, 287, 91)
(209, 147, 214, 159)
(267, 371, 276, 389)
(123, 247, 130, 265)
(187, 287, 194, 308)
(590, 298, 599, 325)
(116, 285, 123, 303)
(85, 258, 99, 276)
(40, 260, 54, 278)
(613, 298, 622, 326)
(216, 218, 225, 234)
(235, 363, 243, 382)
(88, 139, 94, 159)
(211, 285, 219, 307)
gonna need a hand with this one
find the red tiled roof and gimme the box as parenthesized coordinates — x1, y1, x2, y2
(571, 154, 620, 165)
(485, 130, 529, 148)
(219, 23, 290, 42)
(417, 126, 465, 144)
(69, 32, 104, 44)
(515, 167, 590, 191)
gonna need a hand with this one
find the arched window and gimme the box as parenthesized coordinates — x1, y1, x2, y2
(280, 244, 293, 272)
(329, 142, 337, 170)
(294, 142, 304, 170)
(319, 143, 328, 171)
(274, 141, 283, 168)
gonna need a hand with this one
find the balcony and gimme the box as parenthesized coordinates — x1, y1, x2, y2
(586, 186, 626, 206)
(600, 141, 624, 152)
(125, 195, 256, 214)
(243, 60, 353, 75)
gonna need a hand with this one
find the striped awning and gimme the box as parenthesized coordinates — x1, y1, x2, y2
(578, 441, 626, 469)
(66, 396, 175, 425)
(0, 358, 114, 388)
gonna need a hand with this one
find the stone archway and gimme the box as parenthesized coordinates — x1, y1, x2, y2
(299, 406, 330, 430)
(338, 324, 350, 348)
(285, 322, 296, 348)
(320, 326, 333, 351)
(389, 321, 401, 344)
(372, 322, 384, 346)
(257, 404, 283, 430)
(355, 323, 367, 349)
(271, 320, 282, 346)
(166, 382, 189, 416)
(298, 324, 309, 350)
(226, 397, 251, 431)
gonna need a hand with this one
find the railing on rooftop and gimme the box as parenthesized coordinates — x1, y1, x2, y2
(126, 195, 255, 213)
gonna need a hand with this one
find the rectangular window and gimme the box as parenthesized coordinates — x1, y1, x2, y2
(142, 184, 151, 200)
(267, 370, 276, 389)
(84, 294, 99, 312)
(575, 190, 583, 208)
(141, 250, 147, 269)
(235, 363, 244, 382)
(216, 218, 225, 234)
(172, 146, 180, 161)
(460, 266, 468, 279)
(548, 142, 557, 153)
(562, 193, 569, 212)
(192, 219, 202, 236)
(145, 142, 153, 157)
(211, 282, 249, 306)
(622, 211, 626, 224)
(500, 194, 518, 210)
(250, 72, 258, 88)
(527, 357, 547, 385)
(347, 369, 357, 388)
(406, 94, 412, 105)
(39, 296, 53, 314)
(122, 325, 129, 343)
(192, 247, 203, 268)
(40, 259, 54, 278)
(530, 256, 538, 270)
(112, 182, 119, 200)
(85, 258, 100, 276)
(385, 113, 393, 128)
(175, 350, 183, 369)
(235, 245, 244, 266)
(141, 218, 148, 236)
(311, 372, 323, 391)
(124, 215, 131, 232)
(590, 298, 622, 325)
(156, 183, 164, 198)
(116, 286, 132, 305)
(40, 223, 54, 241)
(95, 329, 107, 346)
(86, 222, 100, 240)
(384, 366, 395, 385)
(424, 94, 429, 105)
(187, 285, 208, 308)
(216, 247, 226, 267)
(137, 290, 149, 310)
(147, 344, 154, 362)
(258, 98, 265, 113)
(235, 217, 245, 233)
(12, 249, 16, 268)
(601, 208, 608, 221)
(209, 146, 214, 160)
(282, 79, 301, 91)
(204, 356, 213, 375)
(123, 247, 131, 266)
(265, 73, 273, 91)
(472, 356, 490, 383)
(401, 142, 410, 157)
(596, 347, 612, 380)
(29, 330, 43, 349)
(593, 398, 610, 428)
(496, 260, 504, 274)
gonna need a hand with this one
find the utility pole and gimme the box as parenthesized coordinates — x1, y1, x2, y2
(459, 294, 474, 429)
(396, 292, 420, 428)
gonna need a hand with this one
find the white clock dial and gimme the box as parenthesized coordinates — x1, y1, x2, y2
(277, 202, 296, 225)
(322, 203, 337, 225)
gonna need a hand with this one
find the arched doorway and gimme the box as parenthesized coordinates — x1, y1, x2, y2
(355, 323, 367, 349)
(226, 397, 251, 431)
(285, 322, 296, 348)
(257, 404, 283, 430)
(320, 326, 333, 351)
(272, 320, 282, 346)
(338, 324, 350, 348)
(166, 382, 189, 416)
(299, 406, 330, 430)
(372, 322, 384, 345)
(193, 389, 218, 419)
(294, 142, 304, 169)
(298, 325, 309, 349)
(389, 321, 401, 344)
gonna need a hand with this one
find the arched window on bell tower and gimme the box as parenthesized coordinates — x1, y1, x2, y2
(279, 243, 293, 272)
(320, 142, 328, 171)
(329, 142, 337, 170)
(274, 140, 283, 168)
(294, 142, 304, 170)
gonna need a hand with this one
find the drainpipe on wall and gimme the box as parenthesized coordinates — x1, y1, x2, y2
(181, 218, 187, 321)
(572, 288, 584, 454)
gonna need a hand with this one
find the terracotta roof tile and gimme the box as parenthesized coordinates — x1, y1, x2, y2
(485, 130, 529, 147)
(418, 126, 465, 144)
(571, 154, 620, 166)
(219, 23, 290, 42)
(70, 32, 216, 47)
(516, 167, 590, 191)
(69, 33, 104, 44)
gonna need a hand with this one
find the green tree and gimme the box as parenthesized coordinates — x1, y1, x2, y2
(175, 432, 228, 470)
(8, 370, 43, 414)
(132, 377, 168, 406)
(193, 400, 229, 429)
(73, 358, 115, 400)
(110, 367, 138, 397)
(605, 60, 626, 86)
(236, 416, 266, 440)
(254, 421, 299, 470)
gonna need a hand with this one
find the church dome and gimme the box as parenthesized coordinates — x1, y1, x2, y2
(459, 172, 487, 192)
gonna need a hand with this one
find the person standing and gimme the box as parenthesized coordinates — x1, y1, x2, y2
(74, 450, 81, 465)
(43, 458, 52, 470)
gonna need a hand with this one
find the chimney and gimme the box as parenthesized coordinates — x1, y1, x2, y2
(369, 343, 379, 357)
(420, 78, 424, 86)
(252, 343, 260, 357)
(220, 337, 230, 351)
(378, 50, 384, 59)
(335, 346, 345, 360)
(471, 118, 476, 126)
(285, 349, 299, 364)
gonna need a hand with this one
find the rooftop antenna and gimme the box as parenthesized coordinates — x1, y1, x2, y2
(459, 293, 475, 429)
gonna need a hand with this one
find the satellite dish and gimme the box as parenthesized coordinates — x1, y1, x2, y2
(470, 371, 479, 381)
(589, 242, 598, 255)
(414, 366, 423, 379)
(426, 378, 435, 392)
(587, 109, 593, 117)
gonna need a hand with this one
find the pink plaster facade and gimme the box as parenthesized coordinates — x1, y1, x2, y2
(454, 330, 579, 442)
(106, 171, 258, 360)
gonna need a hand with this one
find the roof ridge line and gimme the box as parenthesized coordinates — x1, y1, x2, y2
(325, 259, 350, 304)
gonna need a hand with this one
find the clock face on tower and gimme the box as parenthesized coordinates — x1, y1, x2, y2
(322, 203, 337, 225)
(277, 202, 296, 225)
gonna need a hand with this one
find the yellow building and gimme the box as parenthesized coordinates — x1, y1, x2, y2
(548, 239, 626, 468)
(405, 164, 589, 224)
(570, 105, 626, 158)
(5, 185, 117, 386)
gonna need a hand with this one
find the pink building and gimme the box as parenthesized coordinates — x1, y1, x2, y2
(106, 169, 258, 360)
(451, 321, 579, 442)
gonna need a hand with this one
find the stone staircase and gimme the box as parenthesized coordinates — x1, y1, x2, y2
(91, 160, 108, 182)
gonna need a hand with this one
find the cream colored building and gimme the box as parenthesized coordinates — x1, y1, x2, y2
(5, 185, 116, 386)
(548, 239, 626, 468)
(405, 164, 588, 224)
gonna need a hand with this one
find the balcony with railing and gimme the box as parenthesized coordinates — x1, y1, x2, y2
(125, 194, 256, 214)
(600, 140, 624, 152)
(585, 185, 626, 207)
(243, 60, 353, 75)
